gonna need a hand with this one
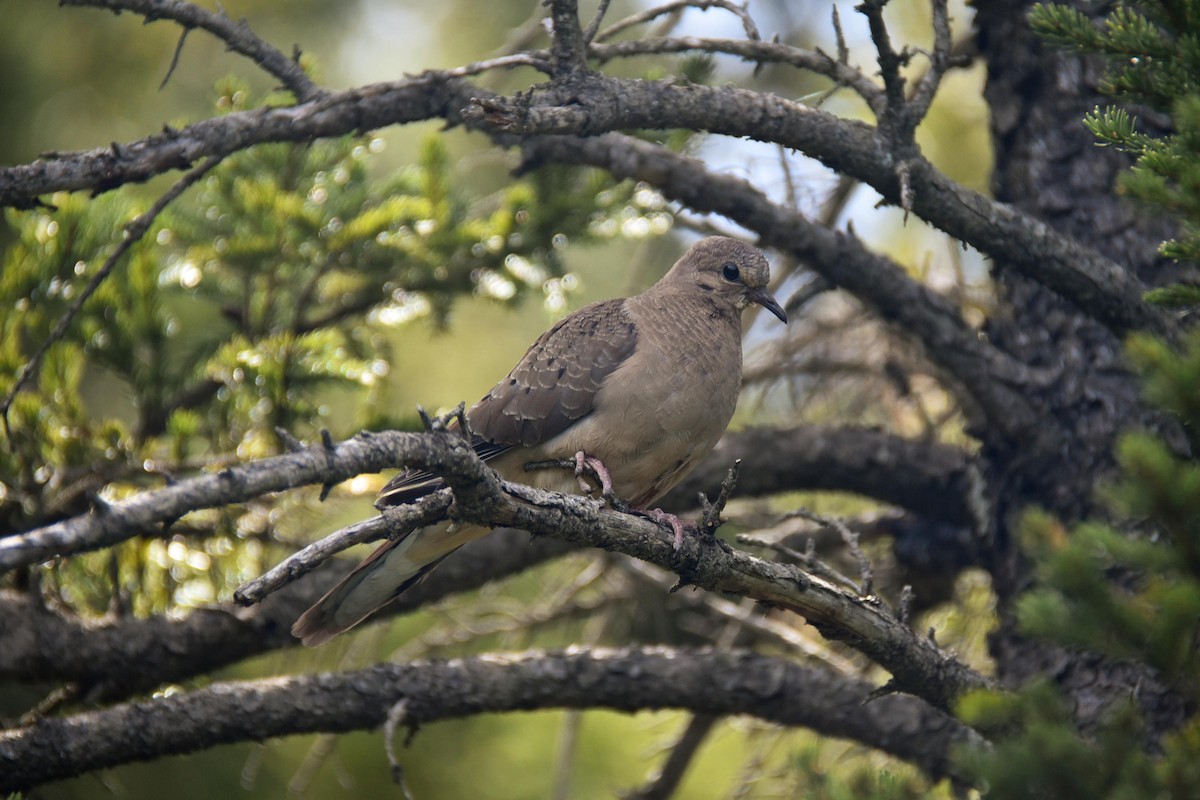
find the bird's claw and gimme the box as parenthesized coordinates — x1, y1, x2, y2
(647, 508, 688, 552)
(574, 451, 615, 499)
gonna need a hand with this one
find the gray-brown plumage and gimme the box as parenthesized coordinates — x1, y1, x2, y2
(292, 236, 787, 645)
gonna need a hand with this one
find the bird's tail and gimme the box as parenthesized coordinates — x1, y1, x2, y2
(292, 521, 487, 646)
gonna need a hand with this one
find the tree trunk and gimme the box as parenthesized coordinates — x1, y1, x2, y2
(975, 0, 1188, 736)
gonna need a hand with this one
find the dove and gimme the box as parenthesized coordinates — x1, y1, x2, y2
(293, 236, 786, 645)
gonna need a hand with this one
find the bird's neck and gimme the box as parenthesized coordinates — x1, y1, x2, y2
(629, 287, 743, 340)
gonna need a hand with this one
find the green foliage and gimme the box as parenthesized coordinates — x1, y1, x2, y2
(1030, 0, 1200, 281)
(953, 12, 1200, 793)
(958, 682, 1162, 799)
(955, 331, 1200, 797)
(0, 79, 651, 617)
(784, 743, 934, 800)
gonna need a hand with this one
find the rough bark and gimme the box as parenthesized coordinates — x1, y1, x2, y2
(973, 0, 1189, 736)
(1, 0, 1192, 787)
(0, 647, 978, 794)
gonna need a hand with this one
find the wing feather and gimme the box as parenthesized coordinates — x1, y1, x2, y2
(376, 298, 637, 508)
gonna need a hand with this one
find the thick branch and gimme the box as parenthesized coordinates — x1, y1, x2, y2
(487, 75, 1168, 338)
(547, 0, 587, 76)
(664, 425, 979, 526)
(6, 429, 989, 709)
(0, 647, 977, 792)
(0, 530, 577, 701)
(0, 426, 975, 699)
(472, 474, 990, 709)
(0, 429, 480, 572)
(519, 131, 1049, 444)
(0, 73, 478, 208)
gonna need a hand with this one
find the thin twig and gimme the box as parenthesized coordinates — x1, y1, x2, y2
(783, 508, 874, 596)
(232, 491, 453, 606)
(736, 532, 861, 595)
(0, 155, 222, 443)
(597, 0, 760, 43)
(443, 52, 552, 79)
(898, 584, 914, 626)
(384, 699, 416, 799)
(906, 0, 954, 122)
(699, 459, 740, 534)
(621, 559, 860, 673)
(159, 26, 190, 90)
(589, 37, 880, 106)
(858, 0, 909, 131)
(581, 0, 612, 45)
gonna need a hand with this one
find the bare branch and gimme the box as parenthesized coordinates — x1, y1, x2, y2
(490, 75, 1171, 340)
(619, 559, 860, 673)
(547, 0, 588, 76)
(232, 491, 453, 606)
(0, 72, 479, 208)
(0, 63, 1165, 347)
(0, 531, 578, 702)
(490, 486, 989, 708)
(858, 0, 911, 136)
(0, 647, 979, 793)
(581, 0, 612, 45)
(517, 132, 1052, 442)
(665, 427, 978, 529)
(443, 52, 552, 78)
(588, 37, 882, 108)
(736, 533, 863, 595)
(907, 0, 955, 121)
(0, 429, 479, 573)
(61, 0, 322, 101)
(783, 508, 875, 597)
(596, 0, 760, 43)
(5, 426, 990, 708)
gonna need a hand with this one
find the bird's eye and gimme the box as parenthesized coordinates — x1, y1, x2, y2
(721, 263, 740, 282)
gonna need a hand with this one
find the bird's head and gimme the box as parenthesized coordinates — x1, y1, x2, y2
(667, 236, 788, 324)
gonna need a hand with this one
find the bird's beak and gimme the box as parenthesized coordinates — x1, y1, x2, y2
(748, 287, 788, 324)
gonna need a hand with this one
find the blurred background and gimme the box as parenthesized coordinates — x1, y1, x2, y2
(0, 0, 995, 796)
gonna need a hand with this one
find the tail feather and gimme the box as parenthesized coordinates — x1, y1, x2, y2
(291, 521, 488, 646)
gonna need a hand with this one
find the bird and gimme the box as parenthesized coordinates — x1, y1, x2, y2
(292, 236, 787, 646)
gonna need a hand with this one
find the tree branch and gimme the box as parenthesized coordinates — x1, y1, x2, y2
(0, 530, 577, 702)
(232, 491, 453, 606)
(596, 0, 760, 44)
(0, 72, 479, 208)
(483, 74, 1170, 339)
(0, 647, 978, 792)
(0, 428, 478, 572)
(0, 425, 975, 700)
(547, 0, 588, 76)
(588, 37, 882, 109)
(517, 131, 1051, 444)
(4, 429, 990, 709)
(663, 425, 980, 526)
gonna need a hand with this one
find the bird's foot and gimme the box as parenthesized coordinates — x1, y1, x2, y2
(574, 451, 615, 499)
(646, 508, 689, 552)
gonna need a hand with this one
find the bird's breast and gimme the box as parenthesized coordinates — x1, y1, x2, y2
(557, 295, 743, 503)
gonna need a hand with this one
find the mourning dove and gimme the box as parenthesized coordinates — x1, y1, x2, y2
(293, 236, 787, 645)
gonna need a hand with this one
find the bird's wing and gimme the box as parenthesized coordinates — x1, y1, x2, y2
(376, 299, 637, 507)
